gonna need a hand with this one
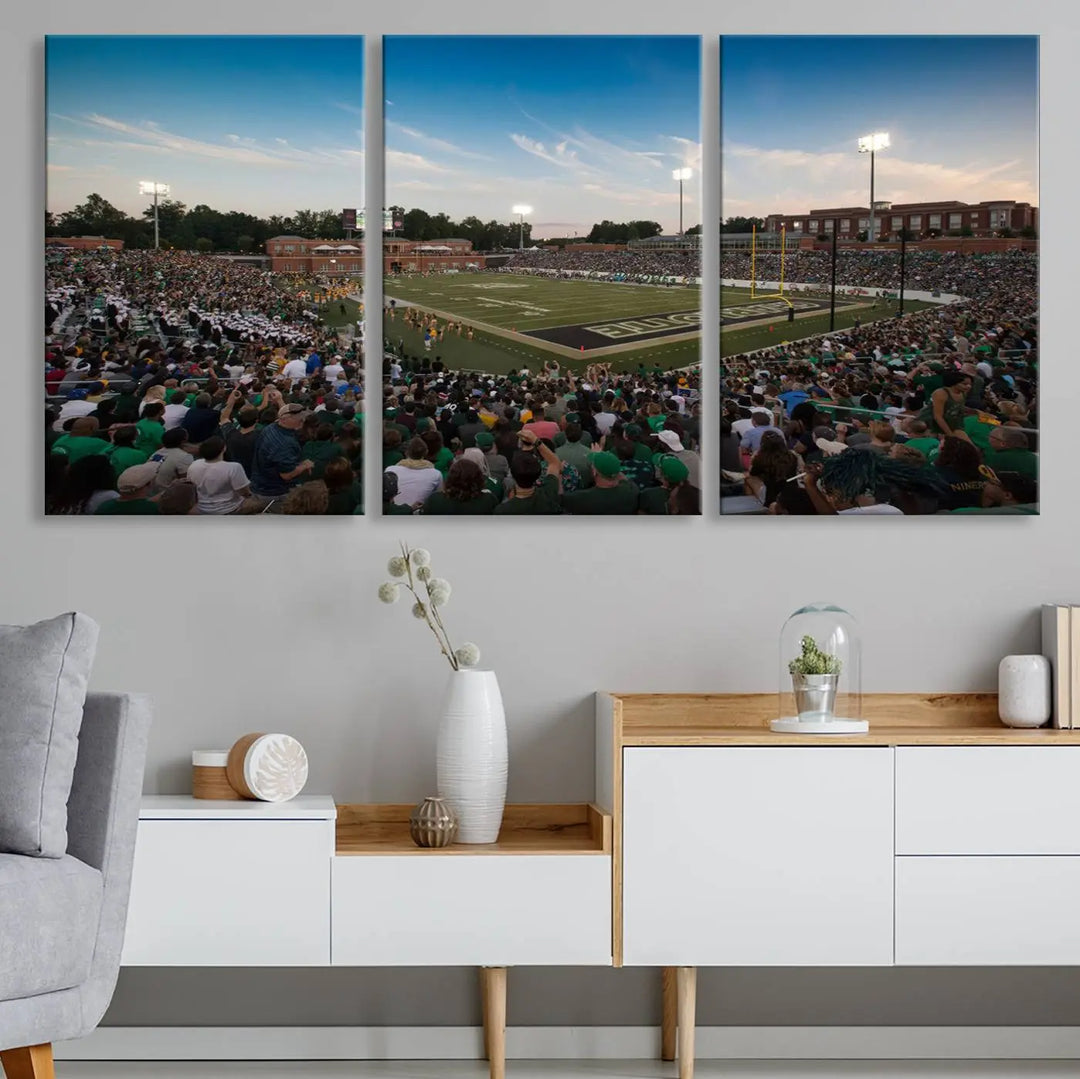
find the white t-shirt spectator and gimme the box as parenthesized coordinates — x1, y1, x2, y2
(594, 412, 617, 436)
(187, 459, 250, 514)
(282, 358, 308, 380)
(53, 400, 96, 430)
(324, 362, 345, 383)
(384, 463, 441, 507)
(163, 403, 190, 431)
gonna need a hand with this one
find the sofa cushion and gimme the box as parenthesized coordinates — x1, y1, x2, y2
(0, 853, 103, 1000)
(0, 613, 99, 857)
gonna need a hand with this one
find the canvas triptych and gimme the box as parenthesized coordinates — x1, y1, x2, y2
(45, 35, 1038, 517)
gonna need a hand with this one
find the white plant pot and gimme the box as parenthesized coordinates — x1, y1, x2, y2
(436, 669, 508, 844)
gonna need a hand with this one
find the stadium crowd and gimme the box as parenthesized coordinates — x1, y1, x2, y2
(503, 246, 700, 282)
(45, 247, 364, 515)
(380, 350, 702, 515)
(720, 249, 1039, 514)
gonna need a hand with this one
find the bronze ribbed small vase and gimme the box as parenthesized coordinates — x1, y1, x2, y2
(409, 796, 458, 848)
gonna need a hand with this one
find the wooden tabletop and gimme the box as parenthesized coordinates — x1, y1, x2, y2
(335, 803, 612, 856)
(603, 692, 1080, 747)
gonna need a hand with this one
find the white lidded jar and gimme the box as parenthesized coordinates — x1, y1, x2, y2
(998, 655, 1051, 728)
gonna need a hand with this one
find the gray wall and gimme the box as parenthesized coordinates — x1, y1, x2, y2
(13, 0, 1079, 1030)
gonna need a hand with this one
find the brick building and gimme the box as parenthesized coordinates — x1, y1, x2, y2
(266, 235, 485, 274)
(45, 236, 124, 251)
(764, 200, 1038, 241)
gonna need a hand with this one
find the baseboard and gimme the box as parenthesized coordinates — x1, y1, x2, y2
(54, 1026, 1080, 1061)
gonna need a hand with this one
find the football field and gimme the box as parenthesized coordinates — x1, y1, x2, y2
(720, 285, 938, 358)
(383, 273, 701, 375)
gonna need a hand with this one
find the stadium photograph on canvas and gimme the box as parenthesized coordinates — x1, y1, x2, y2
(720, 36, 1039, 517)
(45, 35, 365, 517)
(382, 35, 702, 516)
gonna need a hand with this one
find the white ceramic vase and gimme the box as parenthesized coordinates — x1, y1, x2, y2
(436, 669, 507, 844)
(998, 654, 1051, 728)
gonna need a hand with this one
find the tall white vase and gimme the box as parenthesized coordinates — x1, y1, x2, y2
(436, 669, 507, 844)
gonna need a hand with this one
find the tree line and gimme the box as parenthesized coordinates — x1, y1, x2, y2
(46, 193, 699, 252)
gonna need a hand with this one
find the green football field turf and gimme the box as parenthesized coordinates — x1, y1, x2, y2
(381, 274, 701, 375)
(720, 285, 937, 358)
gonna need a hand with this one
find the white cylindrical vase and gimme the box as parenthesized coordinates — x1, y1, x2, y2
(998, 654, 1051, 728)
(436, 669, 507, 844)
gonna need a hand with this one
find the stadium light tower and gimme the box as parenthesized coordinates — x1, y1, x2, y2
(139, 181, 170, 250)
(512, 204, 532, 251)
(856, 133, 889, 243)
(673, 168, 692, 236)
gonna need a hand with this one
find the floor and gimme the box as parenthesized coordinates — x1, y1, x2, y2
(53, 1063, 1080, 1078)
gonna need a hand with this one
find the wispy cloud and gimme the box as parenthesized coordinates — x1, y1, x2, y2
(385, 149, 451, 174)
(726, 141, 1037, 216)
(386, 121, 490, 161)
(52, 113, 362, 169)
(510, 133, 590, 172)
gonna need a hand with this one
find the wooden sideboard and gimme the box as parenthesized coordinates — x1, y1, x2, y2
(597, 692, 1080, 1079)
(121, 693, 1080, 1079)
(122, 796, 611, 1079)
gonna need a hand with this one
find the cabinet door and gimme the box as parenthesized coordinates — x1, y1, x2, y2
(332, 854, 611, 966)
(897, 856, 1080, 964)
(622, 747, 893, 966)
(122, 819, 331, 965)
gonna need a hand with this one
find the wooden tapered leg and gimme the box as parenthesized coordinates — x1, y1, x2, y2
(660, 966, 677, 1061)
(479, 966, 491, 1060)
(1, 1044, 56, 1079)
(676, 966, 697, 1079)
(480, 966, 507, 1079)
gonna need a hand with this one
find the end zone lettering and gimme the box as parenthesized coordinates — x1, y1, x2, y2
(585, 312, 700, 340)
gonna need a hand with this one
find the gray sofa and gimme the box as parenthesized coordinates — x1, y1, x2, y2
(0, 693, 151, 1078)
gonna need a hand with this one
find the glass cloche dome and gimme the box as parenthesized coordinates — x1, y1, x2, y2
(773, 603, 866, 734)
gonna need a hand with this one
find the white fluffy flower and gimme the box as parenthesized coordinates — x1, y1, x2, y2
(455, 643, 481, 668)
(409, 548, 432, 569)
(427, 578, 452, 607)
(411, 602, 428, 620)
(387, 557, 407, 578)
(416, 566, 432, 582)
(377, 582, 400, 604)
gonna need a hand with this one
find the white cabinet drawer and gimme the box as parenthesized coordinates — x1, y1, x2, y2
(332, 855, 611, 966)
(896, 856, 1080, 965)
(122, 819, 332, 966)
(896, 747, 1080, 854)
(622, 747, 894, 967)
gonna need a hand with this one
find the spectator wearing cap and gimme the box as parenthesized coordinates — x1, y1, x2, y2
(250, 397, 316, 500)
(655, 428, 701, 489)
(96, 462, 161, 514)
(640, 454, 698, 515)
(561, 450, 640, 515)
(474, 431, 508, 486)
(385, 436, 442, 508)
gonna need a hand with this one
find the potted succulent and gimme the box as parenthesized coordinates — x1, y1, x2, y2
(788, 635, 842, 721)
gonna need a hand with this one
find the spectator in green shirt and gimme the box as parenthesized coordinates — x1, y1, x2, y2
(561, 451, 640, 515)
(51, 416, 111, 465)
(985, 425, 1038, 479)
(104, 425, 149, 481)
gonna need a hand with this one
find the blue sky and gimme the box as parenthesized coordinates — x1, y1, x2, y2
(46, 36, 364, 218)
(722, 36, 1038, 218)
(384, 36, 701, 238)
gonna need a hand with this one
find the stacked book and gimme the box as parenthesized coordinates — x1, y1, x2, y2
(1042, 605, 1080, 728)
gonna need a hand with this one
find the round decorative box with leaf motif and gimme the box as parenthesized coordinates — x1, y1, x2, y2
(225, 733, 309, 802)
(409, 796, 458, 848)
